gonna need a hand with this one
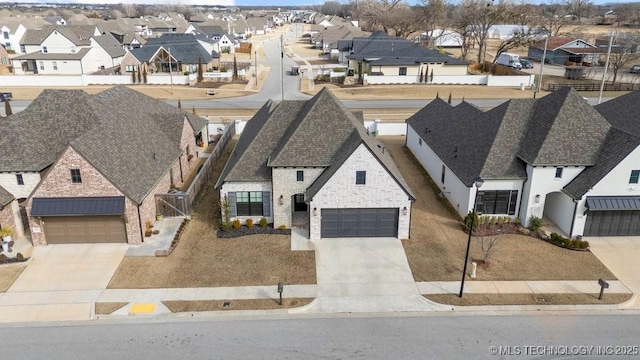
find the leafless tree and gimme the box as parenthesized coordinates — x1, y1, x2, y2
(492, 28, 538, 63)
(321, 1, 344, 15)
(122, 3, 137, 18)
(565, 0, 593, 21)
(357, 0, 422, 37)
(540, 1, 570, 36)
(606, 32, 640, 85)
(450, 5, 476, 61)
(475, 226, 505, 264)
(462, 0, 511, 65)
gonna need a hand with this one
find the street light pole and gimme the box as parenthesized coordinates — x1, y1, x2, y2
(255, 50, 258, 87)
(459, 176, 484, 298)
(280, 34, 284, 101)
(536, 36, 548, 94)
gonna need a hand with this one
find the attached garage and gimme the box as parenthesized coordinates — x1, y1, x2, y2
(584, 196, 640, 236)
(31, 197, 128, 244)
(321, 208, 399, 238)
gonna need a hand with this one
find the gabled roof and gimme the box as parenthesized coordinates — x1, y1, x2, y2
(135, 33, 217, 63)
(0, 86, 207, 204)
(517, 87, 610, 166)
(93, 33, 126, 58)
(0, 185, 14, 207)
(407, 88, 611, 186)
(21, 25, 98, 46)
(347, 32, 468, 65)
(11, 47, 90, 60)
(531, 36, 595, 51)
(595, 90, 640, 137)
(216, 88, 414, 199)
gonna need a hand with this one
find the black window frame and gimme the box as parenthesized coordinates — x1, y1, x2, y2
(475, 190, 519, 215)
(356, 171, 366, 185)
(555, 167, 563, 179)
(399, 67, 407, 76)
(16, 174, 24, 186)
(296, 170, 304, 182)
(441, 165, 446, 184)
(70, 169, 82, 184)
(630, 170, 640, 184)
(235, 191, 263, 216)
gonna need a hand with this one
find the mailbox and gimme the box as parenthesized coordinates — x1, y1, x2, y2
(598, 278, 609, 300)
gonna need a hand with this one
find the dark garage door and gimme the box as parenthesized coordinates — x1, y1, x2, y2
(44, 216, 127, 244)
(584, 211, 640, 236)
(321, 208, 398, 238)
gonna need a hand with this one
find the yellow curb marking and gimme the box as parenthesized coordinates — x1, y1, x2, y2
(129, 303, 156, 314)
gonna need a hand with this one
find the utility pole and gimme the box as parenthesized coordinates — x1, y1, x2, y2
(280, 34, 284, 101)
(598, 32, 615, 105)
(536, 36, 549, 94)
(255, 50, 258, 87)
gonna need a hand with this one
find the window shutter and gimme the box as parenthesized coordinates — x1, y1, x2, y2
(263, 191, 271, 217)
(228, 192, 237, 217)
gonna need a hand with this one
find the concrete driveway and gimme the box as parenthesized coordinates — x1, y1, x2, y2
(305, 238, 445, 313)
(0, 244, 128, 322)
(586, 237, 640, 309)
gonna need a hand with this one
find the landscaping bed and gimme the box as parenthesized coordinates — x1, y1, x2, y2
(381, 136, 616, 282)
(162, 298, 314, 312)
(107, 139, 316, 289)
(217, 225, 291, 239)
(0, 263, 27, 292)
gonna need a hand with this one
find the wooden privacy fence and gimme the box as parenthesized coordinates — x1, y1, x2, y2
(155, 123, 236, 218)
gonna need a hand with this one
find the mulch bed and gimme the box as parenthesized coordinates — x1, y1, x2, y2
(217, 225, 291, 239)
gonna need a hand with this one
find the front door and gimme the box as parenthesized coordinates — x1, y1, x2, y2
(293, 194, 307, 212)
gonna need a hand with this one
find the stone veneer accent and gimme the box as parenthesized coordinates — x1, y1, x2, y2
(309, 144, 412, 240)
(271, 167, 325, 228)
(0, 201, 18, 235)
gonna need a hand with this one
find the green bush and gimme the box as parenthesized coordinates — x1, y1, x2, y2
(571, 239, 581, 248)
(278, 224, 286, 230)
(550, 232, 561, 243)
(333, 67, 345, 73)
(529, 216, 542, 232)
(16, 253, 24, 261)
(259, 217, 268, 228)
(220, 66, 228, 72)
(562, 238, 571, 247)
(464, 211, 479, 231)
(514, 217, 521, 224)
(580, 240, 590, 249)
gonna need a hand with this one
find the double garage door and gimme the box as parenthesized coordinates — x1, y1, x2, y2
(321, 208, 398, 238)
(44, 216, 127, 244)
(584, 211, 640, 236)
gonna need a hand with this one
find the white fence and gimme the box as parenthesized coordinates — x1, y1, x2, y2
(0, 74, 193, 86)
(214, 119, 407, 138)
(364, 74, 535, 87)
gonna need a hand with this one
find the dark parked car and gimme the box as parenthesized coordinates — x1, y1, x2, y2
(630, 64, 640, 74)
(519, 59, 534, 69)
(0, 92, 12, 102)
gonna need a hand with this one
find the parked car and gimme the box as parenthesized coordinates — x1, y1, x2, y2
(630, 64, 640, 74)
(0, 92, 12, 102)
(519, 59, 534, 69)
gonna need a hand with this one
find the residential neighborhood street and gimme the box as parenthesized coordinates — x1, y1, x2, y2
(2, 314, 640, 359)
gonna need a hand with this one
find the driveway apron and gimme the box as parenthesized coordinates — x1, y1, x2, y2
(586, 237, 640, 309)
(0, 244, 128, 322)
(305, 237, 446, 313)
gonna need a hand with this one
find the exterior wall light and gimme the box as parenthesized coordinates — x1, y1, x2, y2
(313, 207, 318, 216)
(402, 206, 408, 216)
(279, 195, 284, 205)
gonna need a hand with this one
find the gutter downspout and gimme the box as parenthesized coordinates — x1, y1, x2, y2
(137, 205, 144, 242)
(569, 198, 579, 238)
(517, 176, 528, 226)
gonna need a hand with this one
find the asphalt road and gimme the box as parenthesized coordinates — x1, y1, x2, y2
(2, 313, 640, 359)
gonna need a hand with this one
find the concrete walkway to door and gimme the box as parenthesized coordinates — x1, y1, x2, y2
(587, 237, 640, 309)
(0, 244, 128, 322)
(300, 237, 448, 313)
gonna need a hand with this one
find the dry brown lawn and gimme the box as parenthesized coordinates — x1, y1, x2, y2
(380, 136, 616, 282)
(0, 263, 26, 292)
(162, 298, 313, 312)
(426, 293, 631, 306)
(107, 139, 316, 289)
(95, 302, 128, 315)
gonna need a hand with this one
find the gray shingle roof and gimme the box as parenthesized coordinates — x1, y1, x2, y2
(11, 48, 90, 60)
(20, 25, 98, 46)
(132, 33, 216, 63)
(563, 127, 640, 199)
(0, 185, 14, 207)
(407, 88, 611, 187)
(0, 86, 207, 204)
(92, 33, 126, 58)
(518, 87, 610, 166)
(216, 88, 414, 200)
(595, 90, 640, 137)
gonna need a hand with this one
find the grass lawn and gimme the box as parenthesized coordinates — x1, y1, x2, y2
(381, 136, 616, 282)
(0, 264, 27, 292)
(162, 298, 313, 312)
(426, 293, 631, 306)
(107, 139, 316, 289)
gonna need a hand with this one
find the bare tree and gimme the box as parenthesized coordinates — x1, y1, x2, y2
(606, 32, 640, 85)
(357, 0, 421, 37)
(492, 28, 538, 63)
(540, 1, 570, 36)
(122, 3, 137, 18)
(475, 225, 505, 264)
(450, 4, 476, 61)
(462, 0, 511, 65)
(565, 0, 593, 21)
(321, 1, 344, 15)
